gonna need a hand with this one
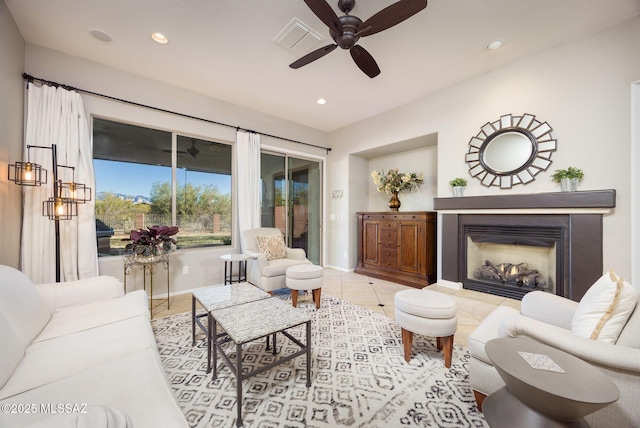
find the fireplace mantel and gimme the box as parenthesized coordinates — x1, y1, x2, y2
(434, 189, 616, 214)
(438, 190, 615, 301)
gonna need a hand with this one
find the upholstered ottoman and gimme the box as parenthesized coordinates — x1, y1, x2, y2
(395, 289, 458, 367)
(285, 264, 324, 309)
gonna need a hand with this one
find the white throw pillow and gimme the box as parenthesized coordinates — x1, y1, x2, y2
(255, 235, 287, 261)
(571, 269, 638, 343)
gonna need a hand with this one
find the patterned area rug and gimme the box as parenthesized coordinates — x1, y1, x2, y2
(151, 295, 488, 427)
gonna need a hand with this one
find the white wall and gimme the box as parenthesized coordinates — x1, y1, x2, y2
(366, 146, 438, 212)
(7, 11, 640, 288)
(0, 0, 24, 269)
(328, 16, 640, 283)
(632, 81, 640, 289)
(23, 44, 329, 293)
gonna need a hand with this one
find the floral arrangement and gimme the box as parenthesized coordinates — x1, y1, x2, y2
(371, 169, 424, 194)
(123, 225, 179, 256)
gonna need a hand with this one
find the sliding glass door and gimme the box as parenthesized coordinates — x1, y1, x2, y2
(260, 152, 322, 264)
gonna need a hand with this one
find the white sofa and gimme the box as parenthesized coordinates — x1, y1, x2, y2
(0, 265, 188, 428)
(468, 290, 640, 427)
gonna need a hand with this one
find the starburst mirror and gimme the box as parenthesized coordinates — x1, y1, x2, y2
(465, 113, 557, 188)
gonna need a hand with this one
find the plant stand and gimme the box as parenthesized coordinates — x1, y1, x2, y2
(123, 252, 170, 318)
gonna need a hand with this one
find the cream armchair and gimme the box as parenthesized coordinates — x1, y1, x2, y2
(468, 291, 640, 427)
(242, 227, 311, 293)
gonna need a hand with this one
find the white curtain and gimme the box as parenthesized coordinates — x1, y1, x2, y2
(21, 82, 98, 283)
(236, 130, 261, 251)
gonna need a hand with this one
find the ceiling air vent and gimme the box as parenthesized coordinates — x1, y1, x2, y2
(274, 18, 324, 55)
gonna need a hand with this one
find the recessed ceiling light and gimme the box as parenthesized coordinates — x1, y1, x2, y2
(487, 39, 505, 50)
(90, 29, 112, 42)
(317, 98, 327, 105)
(151, 32, 169, 45)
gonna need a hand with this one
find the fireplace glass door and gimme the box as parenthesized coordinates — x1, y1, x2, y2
(463, 225, 563, 299)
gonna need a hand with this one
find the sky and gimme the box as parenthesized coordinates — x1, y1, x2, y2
(94, 160, 231, 198)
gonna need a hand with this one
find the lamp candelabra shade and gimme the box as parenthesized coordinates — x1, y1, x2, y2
(8, 161, 47, 186)
(61, 181, 92, 203)
(43, 196, 77, 220)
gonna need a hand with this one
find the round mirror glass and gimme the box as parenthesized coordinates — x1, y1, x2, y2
(465, 114, 557, 188)
(483, 131, 533, 173)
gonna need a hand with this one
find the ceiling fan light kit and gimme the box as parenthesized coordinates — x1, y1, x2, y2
(151, 32, 169, 45)
(487, 39, 505, 50)
(290, 0, 428, 78)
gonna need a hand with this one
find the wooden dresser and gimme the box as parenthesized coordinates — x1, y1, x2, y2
(355, 211, 437, 288)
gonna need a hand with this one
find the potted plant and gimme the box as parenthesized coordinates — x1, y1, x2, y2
(449, 177, 468, 197)
(123, 225, 179, 257)
(551, 166, 584, 192)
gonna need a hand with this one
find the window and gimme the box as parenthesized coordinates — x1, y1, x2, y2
(260, 151, 322, 264)
(93, 118, 232, 255)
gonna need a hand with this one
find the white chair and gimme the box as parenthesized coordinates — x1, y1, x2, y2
(468, 286, 640, 427)
(242, 227, 311, 293)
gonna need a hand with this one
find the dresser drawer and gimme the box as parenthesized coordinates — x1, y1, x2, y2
(380, 221, 398, 231)
(380, 253, 398, 268)
(379, 230, 397, 243)
(380, 240, 397, 250)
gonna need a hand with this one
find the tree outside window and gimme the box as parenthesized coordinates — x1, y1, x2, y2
(93, 118, 232, 255)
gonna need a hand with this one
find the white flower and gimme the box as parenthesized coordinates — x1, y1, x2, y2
(371, 169, 424, 194)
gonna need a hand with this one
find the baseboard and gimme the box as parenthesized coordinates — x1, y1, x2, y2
(324, 265, 354, 273)
(433, 279, 462, 290)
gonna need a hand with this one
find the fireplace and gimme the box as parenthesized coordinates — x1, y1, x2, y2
(435, 190, 615, 302)
(463, 223, 562, 300)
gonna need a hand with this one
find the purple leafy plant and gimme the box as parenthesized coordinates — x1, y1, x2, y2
(123, 225, 179, 256)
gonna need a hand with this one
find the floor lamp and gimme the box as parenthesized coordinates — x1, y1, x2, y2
(8, 144, 91, 282)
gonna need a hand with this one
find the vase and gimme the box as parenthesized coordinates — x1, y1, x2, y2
(388, 191, 401, 211)
(452, 186, 465, 197)
(560, 178, 578, 192)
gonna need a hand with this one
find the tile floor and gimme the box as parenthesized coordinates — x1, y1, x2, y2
(152, 268, 521, 347)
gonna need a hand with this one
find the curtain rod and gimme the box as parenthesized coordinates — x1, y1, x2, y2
(22, 73, 331, 153)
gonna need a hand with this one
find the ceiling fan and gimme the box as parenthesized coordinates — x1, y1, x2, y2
(186, 140, 199, 158)
(290, 0, 428, 78)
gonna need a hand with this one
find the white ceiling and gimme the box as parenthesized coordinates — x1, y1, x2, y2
(6, 0, 640, 132)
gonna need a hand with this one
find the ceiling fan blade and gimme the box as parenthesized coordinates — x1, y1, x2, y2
(290, 44, 338, 69)
(358, 0, 427, 37)
(350, 45, 380, 78)
(303, 0, 341, 32)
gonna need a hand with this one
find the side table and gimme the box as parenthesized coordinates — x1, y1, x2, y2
(220, 253, 251, 285)
(123, 252, 170, 318)
(483, 338, 619, 427)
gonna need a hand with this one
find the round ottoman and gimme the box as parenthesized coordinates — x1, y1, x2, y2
(286, 264, 324, 309)
(394, 289, 458, 367)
